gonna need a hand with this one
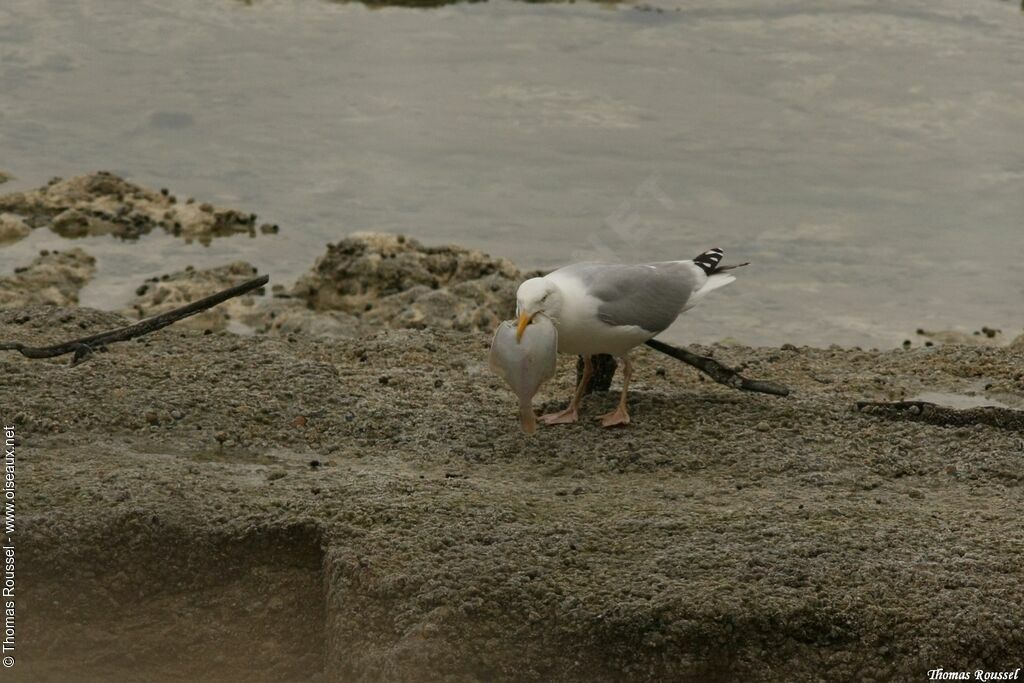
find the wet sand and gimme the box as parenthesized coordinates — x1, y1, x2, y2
(2, 176, 1023, 681)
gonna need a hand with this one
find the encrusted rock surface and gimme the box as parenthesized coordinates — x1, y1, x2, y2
(122, 260, 364, 338)
(0, 211, 30, 245)
(0, 247, 96, 307)
(0, 171, 259, 244)
(4, 307, 1022, 682)
(291, 232, 523, 332)
(3, 173, 1022, 682)
(123, 261, 265, 332)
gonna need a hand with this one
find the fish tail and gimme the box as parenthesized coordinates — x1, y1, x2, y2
(519, 400, 537, 434)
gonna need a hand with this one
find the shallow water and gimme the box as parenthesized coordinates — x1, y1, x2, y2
(2, 0, 1022, 347)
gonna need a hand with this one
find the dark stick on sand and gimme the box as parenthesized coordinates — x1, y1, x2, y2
(644, 340, 791, 396)
(579, 341, 791, 397)
(0, 274, 269, 366)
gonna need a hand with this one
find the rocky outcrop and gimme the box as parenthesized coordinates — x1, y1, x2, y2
(124, 261, 363, 338)
(0, 248, 96, 308)
(124, 261, 266, 332)
(0, 171, 261, 244)
(0, 212, 30, 245)
(120, 232, 523, 338)
(291, 232, 522, 332)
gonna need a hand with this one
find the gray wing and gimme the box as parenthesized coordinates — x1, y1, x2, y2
(563, 262, 700, 333)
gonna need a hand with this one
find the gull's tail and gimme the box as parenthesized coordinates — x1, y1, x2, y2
(692, 247, 749, 275)
(693, 248, 724, 275)
(684, 247, 749, 311)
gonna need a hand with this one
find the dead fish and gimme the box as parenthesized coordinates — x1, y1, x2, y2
(489, 314, 557, 433)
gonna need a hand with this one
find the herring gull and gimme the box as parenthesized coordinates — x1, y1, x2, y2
(514, 248, 746, 427)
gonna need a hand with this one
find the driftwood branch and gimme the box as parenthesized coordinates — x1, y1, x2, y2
(856, 400, 1024, 432)
(644, 340, 790, 396)
(578, 341, 790, 397)
(0, 274, 269, 366)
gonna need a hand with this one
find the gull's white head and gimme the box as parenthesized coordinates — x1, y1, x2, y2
(515, 276, 563, 342)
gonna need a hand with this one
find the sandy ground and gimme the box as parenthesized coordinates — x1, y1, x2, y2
(2, 173, 1023, 681)
(3, 302, 1023, 681)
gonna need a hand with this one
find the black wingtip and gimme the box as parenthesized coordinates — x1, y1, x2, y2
(693, 247, 724, 275)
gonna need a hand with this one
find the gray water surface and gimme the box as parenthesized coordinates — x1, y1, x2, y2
(2, 0, 1022, 346)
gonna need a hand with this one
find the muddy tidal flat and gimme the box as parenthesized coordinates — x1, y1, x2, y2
(1, 175, 1023, 681)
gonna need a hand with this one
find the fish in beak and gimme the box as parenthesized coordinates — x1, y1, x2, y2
(516, 312, 534, 342)
(489, 315, 558, 434)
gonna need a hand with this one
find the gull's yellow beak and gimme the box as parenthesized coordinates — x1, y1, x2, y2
(516, 312, 534, 342)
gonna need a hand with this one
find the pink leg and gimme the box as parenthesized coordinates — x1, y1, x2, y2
(596, 355, 631, 427)
(540, 355, 594, 425)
